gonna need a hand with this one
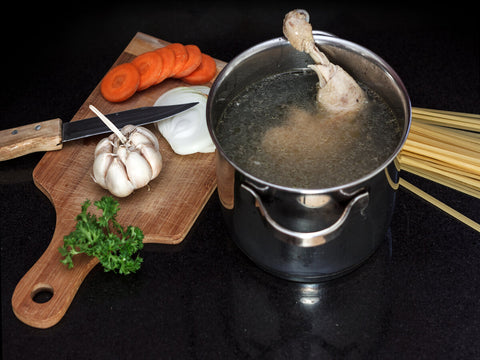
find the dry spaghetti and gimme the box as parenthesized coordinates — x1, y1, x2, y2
(397, 107, 480, 232)
(398, 107, 480, 199)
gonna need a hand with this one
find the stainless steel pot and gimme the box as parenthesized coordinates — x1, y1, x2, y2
(207, 31, 411, 282)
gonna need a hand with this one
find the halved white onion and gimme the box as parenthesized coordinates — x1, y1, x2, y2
(154, 86, 215, 155)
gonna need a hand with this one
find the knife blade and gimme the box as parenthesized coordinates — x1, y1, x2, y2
(0, 103, 197, 161)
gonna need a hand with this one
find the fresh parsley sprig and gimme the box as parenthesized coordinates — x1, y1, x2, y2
(59, 196, 144, 275)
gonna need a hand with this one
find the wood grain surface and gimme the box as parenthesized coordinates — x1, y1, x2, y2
(11, 32, 226, 329)
(0, 118, 64, 160)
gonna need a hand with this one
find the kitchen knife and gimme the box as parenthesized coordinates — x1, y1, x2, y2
(0, 103, 197, 161)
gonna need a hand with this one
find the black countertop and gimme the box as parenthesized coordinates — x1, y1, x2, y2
(2, 2, 479, 359)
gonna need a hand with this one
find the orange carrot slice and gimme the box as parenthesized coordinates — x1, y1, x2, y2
(173, 44, 202, 78)
(167, 43, 188, 77)
(131, 51, 163, 91)
(100, 63, 140, 102)
(155, 46, 176, 82)
(182, 54, 217, 85)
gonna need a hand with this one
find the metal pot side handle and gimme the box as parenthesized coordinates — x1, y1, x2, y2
(241, 183, 369, 248)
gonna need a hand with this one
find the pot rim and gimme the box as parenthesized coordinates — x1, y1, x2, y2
(207, 33, 412, 194)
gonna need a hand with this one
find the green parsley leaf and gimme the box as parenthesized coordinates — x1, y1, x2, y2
(59, 196, 144, 275)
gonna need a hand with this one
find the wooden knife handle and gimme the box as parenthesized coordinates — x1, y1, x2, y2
(0, 119, 63, 161)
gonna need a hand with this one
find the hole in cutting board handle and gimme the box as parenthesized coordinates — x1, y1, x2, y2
(31, 283, 54, 304)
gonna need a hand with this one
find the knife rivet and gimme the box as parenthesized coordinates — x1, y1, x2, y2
(11, 129, 18, 135)
(35, 125, 42, 131)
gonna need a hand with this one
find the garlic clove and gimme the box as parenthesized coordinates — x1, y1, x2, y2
(121, 124, 137, 137)
(124, 151, 153, 188)
(105, 158, 135, 197)
(129, 131, 157, 152)
(139, 143, 163, 179)
(92, 152, 114, 189)
(110, 133, 122, 149)
(116, 145, 128, 164)
(94, 137, 113, 157)
(132, 126, 160, 151)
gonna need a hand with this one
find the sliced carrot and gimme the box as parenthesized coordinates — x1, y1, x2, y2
(131, 51, 163, 91)
(100, 63, 140, 102)
(167, 43, 188, 77)
(182, 54, 217, 85)
(173, 44, 202, 78)
(155, 46, 176, 82)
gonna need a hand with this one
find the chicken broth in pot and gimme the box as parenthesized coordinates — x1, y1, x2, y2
(207, 31, 411, 281)
(216, 70, 402, 189)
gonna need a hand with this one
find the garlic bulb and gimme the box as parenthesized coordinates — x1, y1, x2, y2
(92, 125, 162, 197)
(154, 86, 215, 155)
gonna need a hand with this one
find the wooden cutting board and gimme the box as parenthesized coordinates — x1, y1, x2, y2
(11, 32, 226, 329)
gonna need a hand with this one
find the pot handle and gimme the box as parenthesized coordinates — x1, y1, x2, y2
(241, 183, 369, 248)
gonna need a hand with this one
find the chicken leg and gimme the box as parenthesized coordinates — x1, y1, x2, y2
(283, 9, 365, 116)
